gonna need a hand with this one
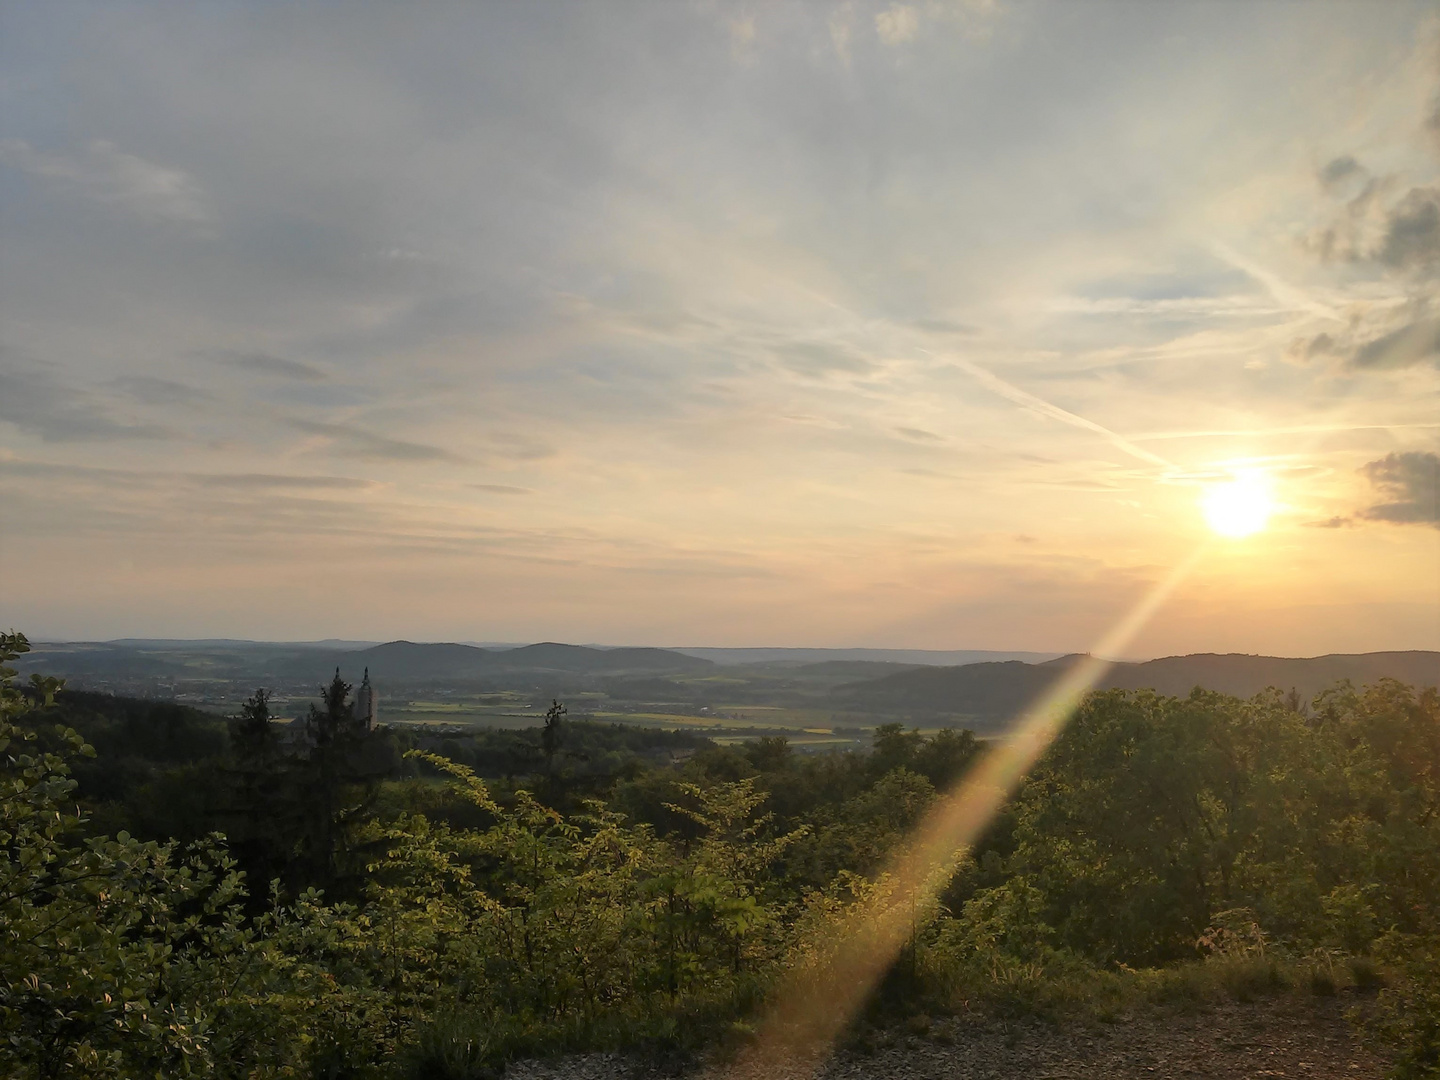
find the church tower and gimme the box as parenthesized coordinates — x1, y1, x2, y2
(353, 667, 377, 730)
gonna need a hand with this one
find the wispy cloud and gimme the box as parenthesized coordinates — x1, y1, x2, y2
(0, 138, 210, 224)
(470, 483, 534, 495)
(0, 367, 175, 443)
(288, 418, 466, 463)
(1350, 317, 1440, 370)
(937, 355, 1175, 470)
(111, 375, 211, 406)
(214, 352, 329, 381)
(198, 472, 380, 490)
(1209, 242, 1341, 321)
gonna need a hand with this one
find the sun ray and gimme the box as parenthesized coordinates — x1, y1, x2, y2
(719, 545, 1208, 1079)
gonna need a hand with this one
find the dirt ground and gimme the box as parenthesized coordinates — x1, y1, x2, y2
(506, 994, 1391, 1080)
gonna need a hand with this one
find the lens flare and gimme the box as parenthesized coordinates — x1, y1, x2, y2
(1201, 472, 1272, 538)
(719, 546, 1207, 1080)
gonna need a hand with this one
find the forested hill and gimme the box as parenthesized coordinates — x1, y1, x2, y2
(840, 650, 1440, 722)
(1102, 650, 1440, 699)
(322, 640, 713, 679)
(13, 638, 715, 684)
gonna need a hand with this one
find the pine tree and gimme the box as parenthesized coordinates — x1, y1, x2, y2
(298, 669, 390, 896)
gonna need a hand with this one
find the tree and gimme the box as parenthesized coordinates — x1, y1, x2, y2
(540, 699, 566, 775)
(229, 688, 276, 763)
(298, 669, 388, 896)
(222, 688, 298, 906)
(0, 632, 272, 1077)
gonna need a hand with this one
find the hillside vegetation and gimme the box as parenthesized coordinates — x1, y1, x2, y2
(19, 640, 1437, 741)
(2, 630, 1438, 1078)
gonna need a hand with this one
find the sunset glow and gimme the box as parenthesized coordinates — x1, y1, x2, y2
(2, 4, 1437, 654)
(3, 8, 1439, 1080)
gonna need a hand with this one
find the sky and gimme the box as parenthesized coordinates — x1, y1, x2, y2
(2, 1, 1438, 656)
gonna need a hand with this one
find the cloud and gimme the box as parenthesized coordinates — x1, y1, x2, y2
(0, 138, 210, 224)
(774, 341, 877, 378)
(0, 367, 174, 442)
(1350, 317, 1440, 370)
(470, 483, 534, 495)
(1377, 186, 1440, 273)
(1285, 331, 1337, 364)
(1290, 312, 1440, 371)
(895, 426, 944, 443)
(1357, 451, 1439, 526)
(940, 355, 1175, 469)
(289, 418, 466, 463)
(1319, 155, 1362, 188)
(875, 3, 919, 45)
(913, 318, 978, 336)
(1304, 516, 1354, 529)
(1210, 241, 1340, 320)
(197, 472, 378, 490)
(216, 352, 329, 381)
(111, 375, 210, 405)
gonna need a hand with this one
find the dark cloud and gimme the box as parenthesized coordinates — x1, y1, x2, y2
(1349, 317, 1440, 370)
(1319, 155, 1362, 188)
(0, 368, 173, 442)
(1377, 187, 1440, 272)
(216, 351, 329, 381)
(289, 418, 465, 463)
(1357, 451, 1439, 526)
(1304, 516, 1354, 529)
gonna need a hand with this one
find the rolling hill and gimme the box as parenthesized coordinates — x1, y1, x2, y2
(838, 650, 1440, 725)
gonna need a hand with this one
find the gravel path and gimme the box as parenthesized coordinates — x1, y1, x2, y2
(505, 995, 1390, 1080)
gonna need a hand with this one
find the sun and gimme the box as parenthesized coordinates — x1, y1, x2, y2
(1201, 472, 1273, 538)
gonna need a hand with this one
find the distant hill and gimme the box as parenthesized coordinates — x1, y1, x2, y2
(839, 651, 1440, 725)
(16, 638, 714, 685)
(669, 647, 1062, 667)
(841, 659, 1065, 723)
(1103, 651, 1440, 700)
(499, 642, 712, 674)
(285, 640, 716, 681)
(792, 660, 925, 680)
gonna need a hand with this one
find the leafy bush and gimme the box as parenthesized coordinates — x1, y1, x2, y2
(3, 627, 1438, 1077)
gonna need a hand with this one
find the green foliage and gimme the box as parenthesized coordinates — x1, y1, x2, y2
(946, 685, 1440, 967)
(3, 628, 1437, 1077)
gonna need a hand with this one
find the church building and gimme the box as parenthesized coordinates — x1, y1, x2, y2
(353, 667, 377, 730)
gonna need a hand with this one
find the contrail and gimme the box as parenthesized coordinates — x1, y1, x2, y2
(1209, 241, 1341, 322)
(719, 545, 1207, 1079)
(1129, 421, 1440, 442)
(935, 352, 1177, 470)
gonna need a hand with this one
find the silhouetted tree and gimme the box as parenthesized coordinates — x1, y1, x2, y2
(299, 669, 387, 894)
(541, 699, 567, 774)
(223, 688, 296, 905)
(231, 687, 277, 762)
